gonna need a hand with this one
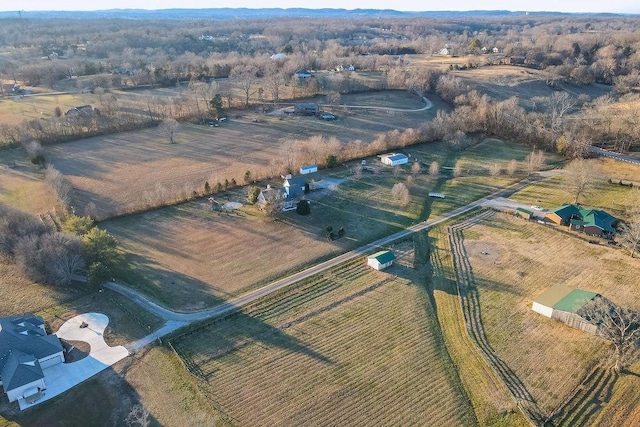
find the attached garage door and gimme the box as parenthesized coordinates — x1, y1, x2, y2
(39, 353, 64, 368)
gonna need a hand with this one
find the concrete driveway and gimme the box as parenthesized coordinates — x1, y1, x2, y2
(18, 313, 129, 410)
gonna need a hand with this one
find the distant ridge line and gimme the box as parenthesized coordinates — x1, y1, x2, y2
(0, 8, 637, 20)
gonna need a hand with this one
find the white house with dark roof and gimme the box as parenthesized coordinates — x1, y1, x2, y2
(0, 315, 64, 403)
(257, 175, 308, 212)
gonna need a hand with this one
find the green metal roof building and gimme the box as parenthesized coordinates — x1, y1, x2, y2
(532, 284, 600, 333)
(545, 204, 618, 238)
(367, 250, 396, 270)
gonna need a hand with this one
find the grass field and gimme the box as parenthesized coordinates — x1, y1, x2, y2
(0, 257, 79, 316)
(448, 65, 612, 109)
(103, 137, 557, 310)
(169, 257, 476, 426)
(0, 148, 59, 215)
(509, 160, 639, 219)
(40, 90, 437, 219)
(426, 225, 528, 426)
(458, 213, 639, 417)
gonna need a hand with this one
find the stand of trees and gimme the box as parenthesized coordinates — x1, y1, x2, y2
(0, 202, 120, 287)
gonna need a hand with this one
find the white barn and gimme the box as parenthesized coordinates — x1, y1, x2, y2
(380, 153, 409, 166)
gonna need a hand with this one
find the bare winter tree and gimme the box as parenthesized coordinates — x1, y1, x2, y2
(488, 163, 502, 177)
(581, 298, 640, 373)
(391, 182, 410, 206)
(524, 149, 545, 175)
(618, 221, 640, 258)
(22, 140, 43, 162)
(231, 65, 257, 107)
(564, 158, 599, 204)
(506, 159, 518, 176)
(452, 161, 463, 178)
(14, 232, 85, 286)
(411, 161, 421, 176)
(0, 202, 49, 255)
(618, 190, 640, 257)
(44, 165, 72, 207)
(159, 118, 179, 144)
(428, 161, 440, 177)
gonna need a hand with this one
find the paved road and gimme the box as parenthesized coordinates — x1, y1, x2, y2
(107, 174, 543, 352)
(590, 146, 640, 166)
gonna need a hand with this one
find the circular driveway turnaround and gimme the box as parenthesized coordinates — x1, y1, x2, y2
(19, 313, 130, 410)
(56, 313, 130, 365)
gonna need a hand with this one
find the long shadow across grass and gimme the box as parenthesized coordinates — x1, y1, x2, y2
(447, 212, 545, 424)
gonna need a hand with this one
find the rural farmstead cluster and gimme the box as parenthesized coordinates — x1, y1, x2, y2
(0, 3, 639, 425)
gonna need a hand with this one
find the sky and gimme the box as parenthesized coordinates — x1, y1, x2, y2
(5, 1, 640, 13)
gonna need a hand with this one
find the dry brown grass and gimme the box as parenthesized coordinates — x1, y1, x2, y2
(427, 225, 527, 426)
(0, 148, 58, 215)
(41, 90, 435, 219)
(171, 259, 476, 426)
(104, 201, 347, 310)
(591, 360, 640, 426)
(124, 347, 226, 426)
(0, 257, 77, 316)
(37, 289, 164, 347)
(461, 213, 640, 415)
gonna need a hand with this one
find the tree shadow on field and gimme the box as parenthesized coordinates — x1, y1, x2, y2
(113, 252, 230, 311)
(5, 361, 160, 427)
(172, 309, 334, 382)
(419, 144, 468, 223)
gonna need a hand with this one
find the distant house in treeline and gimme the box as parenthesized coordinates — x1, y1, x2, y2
(294, 103, 318, 116)
(294, 70, 313, 79)
(65, 105, 99, 117)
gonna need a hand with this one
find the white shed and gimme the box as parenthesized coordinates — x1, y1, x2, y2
(367, 251, 396, 271)
(299, 164, 318, 175)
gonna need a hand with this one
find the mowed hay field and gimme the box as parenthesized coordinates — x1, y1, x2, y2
(449, 65, 612, 109)
(459, 213, 640, 415)
(42, 90, 436, 219)
(103, 137, 551, 310)
(170, 259, 476, 426)
(0, 148, 59, 215)
(103, 202, 345, 310)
